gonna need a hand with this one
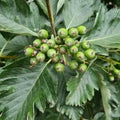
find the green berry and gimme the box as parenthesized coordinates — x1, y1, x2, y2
(81, 41, 90, 50)
(59, 46, 66, 54)
(38, 29, 49, 39)
(68, 28, 78, 38)
(55, 36, 63, 44)
(69, 45, 78, 54)
(54, 63, 65, 72)
(109, 75, 115, 82)
(52, 55, 60, 63)
(75, 51, 85, 61)
(36, 52, 46, 62)
(78, 64, 87, 72)
(40, 44, 49, 53)
(47, 49, 57, 58)
(69, 60, 78, 70)
(64, 37, 75, 47)
(113, 68, 119, 74)
(33, 39, 41, 47)
(30, 57, 37, 65)
(57, 28, 68, 38)
(75, 40, 80, 47)
(85, 49, 96, 59)
(47, 39, 56, 48)
(24, 47, 34, 57)
(77, 26, 87, 34)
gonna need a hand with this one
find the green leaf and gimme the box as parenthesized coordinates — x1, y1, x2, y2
(66, 68, 99, 106)
(0, 14, 38, 36)
(63, 0, 96, 29)
(0, 59, 56, 120)
(56, 0, 65, 14)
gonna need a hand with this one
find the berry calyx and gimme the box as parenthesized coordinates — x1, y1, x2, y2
(75, 51, 85, 61)
(81, 41, 90, 50)
(85, 49, 96, 59)
(68, 28, 78, 38)
(69, 60, 78, 70)
(52, 55, 60, 63)
(30, 57, 37, 65)
(40, 44, 49, 53)
(36, 52, 46, 62)
(24, 47, 34, 57)
(33, 39, 41, 47)
(77, 26, 87, 34)
(69, 45, 78, 54)
(47, 49, 57, 58)
(54, 63, 65, 72)
(59, 46, 66, 54)
(78, 64, 87, 72)
(57, 28, 68, 38)
(38, 29, 49, 39)
(47, 39, 56, 48)
(64, 37, 74, 47)
(55, 36, 63, 44)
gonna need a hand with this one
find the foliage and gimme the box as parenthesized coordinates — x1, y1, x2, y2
(0, 0, 120, 120)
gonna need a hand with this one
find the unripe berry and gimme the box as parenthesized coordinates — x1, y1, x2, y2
(36, 52, 46, 62)
(55, 36, 63, 44)
(68, 28, 78, 38)
(69, 60, 78, 70)
(85, 49, 96, 59)
(109, 75, 115, 82)
(78, 64, 87, 72)
(30, 57, 37, 65)
(38, 29, 49, 39)
(52, 55, 60, 63)
(64, 37, 74, 47)
(77, 26, 87, 34)
(33, 39, 41, 47)
(24, 47, 34, 57)
(75, 40, 80, 47)
(75, 51, 85, 61)
(47, 39, 56, 48)
(47, 49, 57, 58)
(40, 44, 49, 53)
(81, 41, 90, 50)
(54, 63, 65, 72)
(59, 46, 66, 54)
(57, 28, 68, 38)
(69, 45, 78, 54)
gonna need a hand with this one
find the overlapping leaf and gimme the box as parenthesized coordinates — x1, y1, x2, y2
(0, 59, 56, 120)
(66, 68, 99, 106)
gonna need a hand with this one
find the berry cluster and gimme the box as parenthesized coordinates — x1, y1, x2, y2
(24, 26, 96, 72)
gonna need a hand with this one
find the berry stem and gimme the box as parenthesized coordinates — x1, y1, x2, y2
(46, 0, 56, 37)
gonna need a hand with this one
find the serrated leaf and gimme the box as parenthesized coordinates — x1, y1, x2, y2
(66, 68, 99, 106)
(0, 59, 56, 120)
(63, 0, 96, 29)
(0, 14, 38, 36)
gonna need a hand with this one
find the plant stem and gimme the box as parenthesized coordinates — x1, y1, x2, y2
(46, 0, 56, 36)
(0, 41, 9, 55)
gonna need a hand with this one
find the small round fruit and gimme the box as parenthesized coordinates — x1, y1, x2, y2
(113, 68, 119, 74)
(36, 52, 46, 62)
(47, 39, 56, 48)
(75, 51, 85, 61)
(69, 60, 78, 70)
(40, 44, 49, 53)
(109, 75, 115, 82)
(68, 28, 78, 38)
(47, 49, 57, 58)
(77, 26, 87, 34)
(38, 29, 49, 39)
(30, 57, 37, 65)
(52, 55, 60, 63)
(85, 49, 96, 59)
(59, 46, 66, 54)
(55, 36, 63, 44)
(69, 46, 78, 54)
(81, 41, 90, 50)
(64, 37, 75, 47)
(75, 40, 80, 47)
(54, 63, 65, 72)
(57, 28, 68, 38)
(78, 64, 87, 72)
(24, 47, 34, 57)
(33, 39, 41, 47)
